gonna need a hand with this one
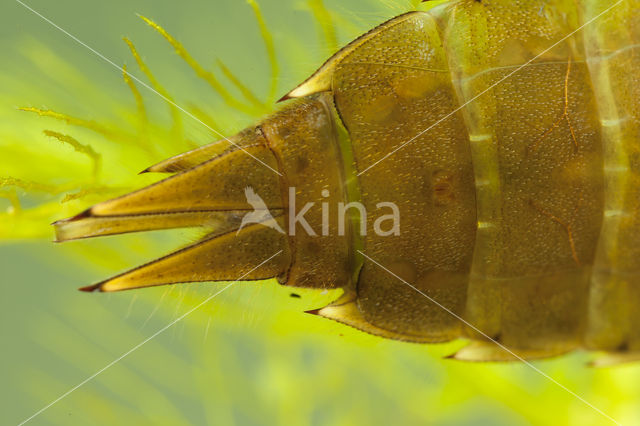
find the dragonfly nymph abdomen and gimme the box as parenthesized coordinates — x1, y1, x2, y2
(55, 0, 640, 364)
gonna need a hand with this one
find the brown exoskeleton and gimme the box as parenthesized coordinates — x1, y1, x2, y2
(55, 0, 640, 364)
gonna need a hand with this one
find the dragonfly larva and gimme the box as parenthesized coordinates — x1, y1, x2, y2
(55, 0, 640, 364)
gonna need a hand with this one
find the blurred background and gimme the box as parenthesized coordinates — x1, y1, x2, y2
(1, 0, 639, 425)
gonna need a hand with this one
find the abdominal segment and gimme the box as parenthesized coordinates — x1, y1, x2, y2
(287, 0, 640, 360)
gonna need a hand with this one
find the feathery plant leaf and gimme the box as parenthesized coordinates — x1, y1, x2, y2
(246, 0, 280, 104)
(138, 14, 261, 116)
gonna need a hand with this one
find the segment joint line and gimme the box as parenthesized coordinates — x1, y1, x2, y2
(357, 0, 625, 176)
(357, 250, 620, 425)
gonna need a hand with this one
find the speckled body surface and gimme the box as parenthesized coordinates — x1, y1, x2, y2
(56, 0, 640, 361)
